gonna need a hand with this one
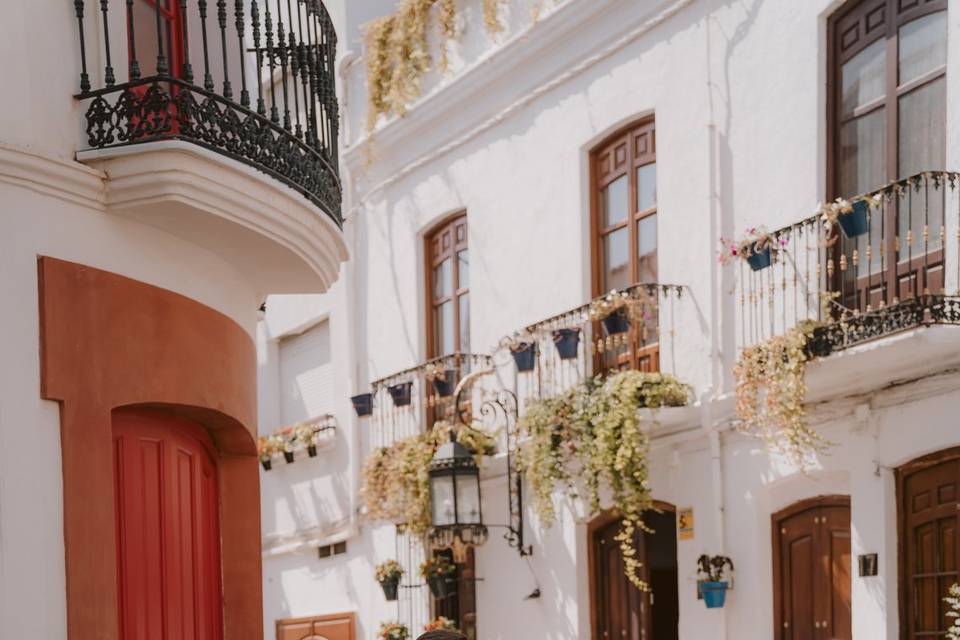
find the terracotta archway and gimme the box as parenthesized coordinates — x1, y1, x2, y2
(38, 257, 262, 640)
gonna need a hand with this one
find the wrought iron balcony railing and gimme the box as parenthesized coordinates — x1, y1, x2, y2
(73, 0, 341, 226)
(369, 353, 494, 447)
(733, 171, 960, 354)
(505, 283, 687, 401)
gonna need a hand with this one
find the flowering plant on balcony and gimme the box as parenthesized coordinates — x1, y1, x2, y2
(377, 621, 410, 640)
(294, 423, 318, 446)
(420, 556, 456, 580)
(375, 559, 404, 584)
(256, 436, 279, 462)
(500, 330, 537, 351)
(424, 617, 458, 632)
(588, 289, 655, 323)
(946, 583, 960, 639)
(718, 226, 785, 266)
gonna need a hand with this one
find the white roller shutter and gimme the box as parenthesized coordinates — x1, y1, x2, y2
(278, 321, 333, 425)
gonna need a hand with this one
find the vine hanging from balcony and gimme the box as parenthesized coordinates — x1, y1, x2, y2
(734, 321, 830, 468)
(517, 371, 691, 590)
(361, 421, 497, 535)
(365, 0, 509, 130)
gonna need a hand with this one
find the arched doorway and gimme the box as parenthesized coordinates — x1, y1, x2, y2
(113, 409, 223, 639)
(589, 505, 679, 640)
(898, 448, 960, 639)
(772, 496, 851, 639)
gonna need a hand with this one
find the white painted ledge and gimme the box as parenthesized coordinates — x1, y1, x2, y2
(77, 141, 349, 296)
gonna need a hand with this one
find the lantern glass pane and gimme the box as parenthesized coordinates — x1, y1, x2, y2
(456, 472, 482, 525)
(431, 474, 456, 526)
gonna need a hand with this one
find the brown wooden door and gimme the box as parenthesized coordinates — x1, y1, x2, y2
(591, 510, 678, 640)
(899, 451, 960, 639)
(773, 497, 851, 640)
(276, 613, 355, 640)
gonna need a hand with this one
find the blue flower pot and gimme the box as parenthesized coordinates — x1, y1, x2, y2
(746, 246, 772, 271)
(380, 578, 400, 601)
(511, 343, 538, 372)
(838, 199, 870, 238)
(601, 308, 630, 336)
(700, 581, 729, 609)
(350, 393, 374, 417)
(388, 382, 413, 407)
(552, 328, 581, 360)
(431, 369, 456, 397)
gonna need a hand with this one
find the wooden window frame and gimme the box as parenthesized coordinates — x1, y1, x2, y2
(896, 447, 960, 640)
(589, 118, 660, 373)
(425, 213, 469, 360)
(274, 611, 356, 640)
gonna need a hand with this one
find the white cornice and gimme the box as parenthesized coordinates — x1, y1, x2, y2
(0, 143, 105, 210)
(342, 0, 698, 209)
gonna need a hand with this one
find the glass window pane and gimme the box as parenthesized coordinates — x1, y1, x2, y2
(457, 250, 469, 289)
(602, 175, 629, 227)
(455, 473, 481, 524)
(431, 475, 455, 526)
(458, 294, 470, 354)
(434, 301, 455, 356)
(899, 77, 946, 179)
(839, 108, 886, 197)
(602, 228, 630, 292)
(637, 163, 657, 212)
(899, 12, 947, 85)
(841, 39, 886, 116)
(433, 259, 453, 300)
(637, 215, 657, 284)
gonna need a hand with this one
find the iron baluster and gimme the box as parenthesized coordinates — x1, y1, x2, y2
(74, 0, 91, 93)
(304, 1, 319, 148)
(264, 1, 279, 123)
(155, 0, 168, 75)
(275, 0, 292, 131)
(296, 0, 313, 144)
(234, 0, 250, 107)
(198, 0, 215, 90)
(251, 0, 266, 116)
(99, 0, 115, 86)
(217, 0, 232, 98)
(179, 0, 194, 83)
(287, 0, 303, 139)
(126, 0, 141, 80)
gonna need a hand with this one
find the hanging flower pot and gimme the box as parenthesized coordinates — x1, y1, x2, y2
(699, 581, 729, 609)
(388, 382, 413, 407)
(510, 343, 538, 372)
(351, 393, 374, 417)
(838, 199, 870, 238)
(746, 244, 772, 271)
(431, 369, 456, 397)
(552, 328, 581, 359)
(427, 575, 456, 599)
(260, 458, 272, 471)
(307, 445, 318, 457)
(380, 577, 400, 601)
(283, 451, 295, 464)
(601, 308, 630, 336)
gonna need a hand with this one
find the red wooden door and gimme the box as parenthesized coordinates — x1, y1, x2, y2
(900, 452, 960, 639)
(773, 498, 851, 640)
(276, 612, 355, 640)
(591, 510, 678, 640)
(113, 410, 223, 640)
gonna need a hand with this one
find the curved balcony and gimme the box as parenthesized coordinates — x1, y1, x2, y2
(73, 0, 341, 228)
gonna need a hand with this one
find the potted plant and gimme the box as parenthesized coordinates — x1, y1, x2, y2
(276, 428, 295, 464)
(424, 617, 458, 632)
(375, 560, 404, 601)
(719, 226, 780, 272)
(377, 621, 410, 640)
(295, 423, 319, 457)
(697, 554, 734, 609)
(351, 393, 374, 417)
(944, 583, 960, 640)
(257, 436, 274, 471)
(420, 556, 457, 599)
(552, 328, 581, 360)
(504, 333, 538, 372)
(388, 381, 414, 407)
(590, 291, 634, 335)
(427, 366, 457, 397)
(634, 373, 692, 408)
(820, 196, 878, 239)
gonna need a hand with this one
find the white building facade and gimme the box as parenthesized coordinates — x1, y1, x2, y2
(258, 0, 960, 639)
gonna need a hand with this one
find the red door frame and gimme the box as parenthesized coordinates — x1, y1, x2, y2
(129, 0, 185, 80)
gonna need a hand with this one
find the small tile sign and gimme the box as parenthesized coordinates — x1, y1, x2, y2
(678, 507, 694, 541)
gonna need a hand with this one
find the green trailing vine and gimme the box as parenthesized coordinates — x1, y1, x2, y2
(517, 370, 691, 589)
(734, 321, 830, 468)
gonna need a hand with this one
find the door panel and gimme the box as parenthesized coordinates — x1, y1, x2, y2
(276, 613, 355, 640)
(900, 453, 960, 639)
(774, 498, 851, 640)
(114, 410, 222, 640)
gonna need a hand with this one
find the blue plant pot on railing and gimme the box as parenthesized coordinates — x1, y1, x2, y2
(387, 382, 413, 407)
(601, 308, 631, 336)
(380, 578, 400, 602)
(838, 199, 870, 238)
(552, 328, 581, 360)
(511, 343, 538, 373)
(432, 369, 457, 397)
(350, 393, 374, 417)
(700, 581, 729, 609)
(746, 245, 772, 271)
